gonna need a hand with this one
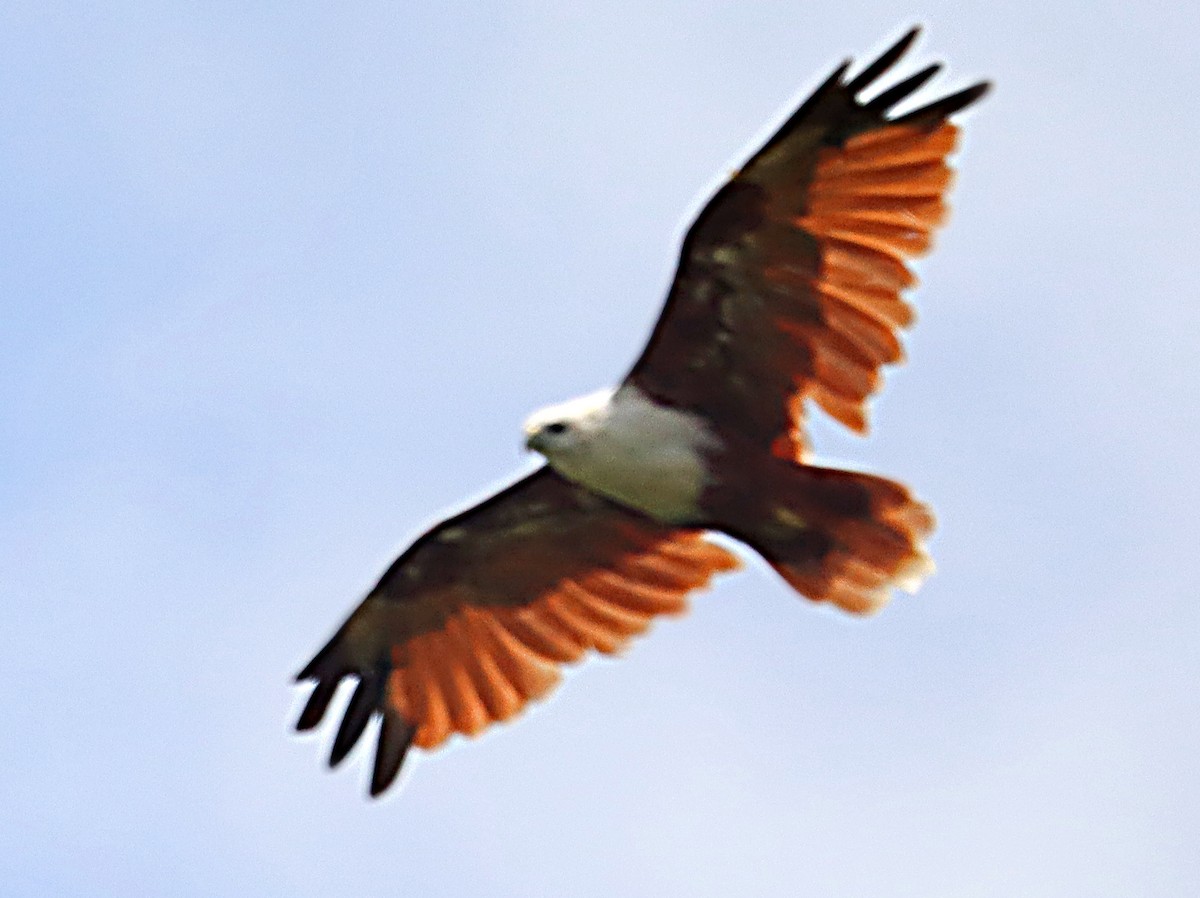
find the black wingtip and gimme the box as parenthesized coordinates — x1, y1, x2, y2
(845, 26, 922, 95)
(328, 676, 378, 768)
(295, 678, 340, 732)
(960, 80, 993, 107)
(864, 63, 942, 114)
(369, 709, 416, 798)
(893, 79, 992, 126)
(295, 640, 335, 683)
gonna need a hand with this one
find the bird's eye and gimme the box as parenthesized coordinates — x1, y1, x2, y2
(545, 422, 568, 435)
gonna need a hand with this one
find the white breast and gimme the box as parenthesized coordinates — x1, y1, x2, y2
(545, 385, 716, 523)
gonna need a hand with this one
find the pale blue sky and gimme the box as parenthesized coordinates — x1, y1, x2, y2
(3, 2, 1198, 896)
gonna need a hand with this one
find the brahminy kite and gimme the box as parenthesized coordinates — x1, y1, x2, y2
(294, 27, 989, 796)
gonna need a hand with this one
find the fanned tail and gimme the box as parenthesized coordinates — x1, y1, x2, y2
(744, 463, 934, 614)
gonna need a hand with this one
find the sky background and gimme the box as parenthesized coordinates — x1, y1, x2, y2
(3, 2, 1198, 896)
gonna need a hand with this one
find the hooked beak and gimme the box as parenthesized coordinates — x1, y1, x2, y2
(523, 426, 542, 454)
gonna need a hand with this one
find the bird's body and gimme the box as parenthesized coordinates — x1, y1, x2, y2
(294, 27, 989, 796)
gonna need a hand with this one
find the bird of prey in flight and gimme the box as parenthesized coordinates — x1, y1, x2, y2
(294, 27, 989, 796)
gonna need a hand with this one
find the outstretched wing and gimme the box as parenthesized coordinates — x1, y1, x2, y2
(294, 467, 739, 796)
(626, 27, 989, 460)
